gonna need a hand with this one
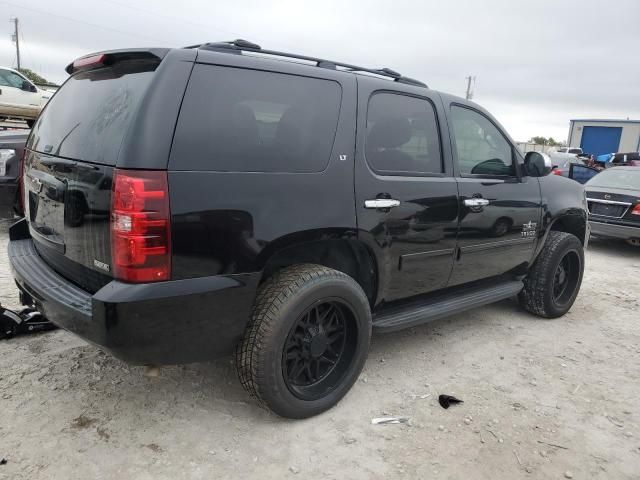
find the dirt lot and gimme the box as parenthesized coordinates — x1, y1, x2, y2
(0, 217, 638, 479)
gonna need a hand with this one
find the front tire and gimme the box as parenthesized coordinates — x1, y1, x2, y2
(235, 264, 371, 418)
(519, 231, 584, 318)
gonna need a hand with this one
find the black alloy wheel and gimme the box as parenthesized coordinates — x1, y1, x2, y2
(236, 264, 372, 418)
(552, 251, 581, 306)
(519, 231, 585, 318)
(282, 299, 357, 400)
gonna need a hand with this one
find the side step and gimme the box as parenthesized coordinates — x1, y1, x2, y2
(372, 279, 524, 332)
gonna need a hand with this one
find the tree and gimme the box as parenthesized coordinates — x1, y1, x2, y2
(17, 68, 55, 86)
(529, 136, 565, 147)
(530, 136, 548, 145)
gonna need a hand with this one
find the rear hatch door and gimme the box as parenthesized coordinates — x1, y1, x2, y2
(24, 52, 164, 292)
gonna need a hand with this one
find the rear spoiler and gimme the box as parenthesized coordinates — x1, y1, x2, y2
(65, 48, 170, 75)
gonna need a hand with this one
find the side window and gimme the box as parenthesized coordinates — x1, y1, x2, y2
(450, 106, 515, 176)
(0, 69, 25, 88)
(365, 93, 442, 175)
(170, 65, 342, 173)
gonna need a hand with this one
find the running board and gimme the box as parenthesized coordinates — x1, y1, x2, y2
(372, 279, 524, 332)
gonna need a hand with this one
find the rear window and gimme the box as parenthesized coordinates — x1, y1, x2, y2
(586, 168, 640, 190)
(365, 92, 442, 175)
(28, 59, 158, 165)
(170, 64, 342, 173)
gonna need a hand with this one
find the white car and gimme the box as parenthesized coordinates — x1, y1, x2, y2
(555, 147, 583, 155)
(550, 147, 584, 169)
(0, 67, 52, 127)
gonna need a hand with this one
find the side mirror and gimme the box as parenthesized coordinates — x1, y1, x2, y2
(524, 151, 553, 177)
(21, 80, 37, 93)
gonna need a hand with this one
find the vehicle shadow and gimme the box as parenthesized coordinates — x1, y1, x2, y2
(26, 297, 525, 423)
(587, 236, 640, 257)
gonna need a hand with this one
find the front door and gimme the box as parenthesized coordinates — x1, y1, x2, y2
(446, 104, 541, 285)
(355, 84, 459, 303)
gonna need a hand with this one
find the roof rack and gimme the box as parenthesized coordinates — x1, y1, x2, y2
(184, 39, 427, 88)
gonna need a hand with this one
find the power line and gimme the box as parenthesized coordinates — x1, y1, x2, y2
(98, 0, 235, 38)
(0, 1, 165, 43)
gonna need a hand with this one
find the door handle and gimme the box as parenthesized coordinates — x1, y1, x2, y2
(364, 199, 400, 209)
(464, 198, 490, 207)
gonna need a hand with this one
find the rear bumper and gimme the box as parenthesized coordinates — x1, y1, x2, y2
(8, 228, 260, 365)
(589, 219, 640, 240)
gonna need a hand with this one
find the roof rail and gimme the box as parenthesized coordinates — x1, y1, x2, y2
(185, 39, 427, 88)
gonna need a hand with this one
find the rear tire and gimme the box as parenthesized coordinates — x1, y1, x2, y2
(235, 264, 371, 418)
(519, 231, 584, 318)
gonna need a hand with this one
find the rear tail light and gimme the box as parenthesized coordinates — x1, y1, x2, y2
(632, 204, 640, 216)
(111, 169, 171, 282)
(553, 168, 563, 176)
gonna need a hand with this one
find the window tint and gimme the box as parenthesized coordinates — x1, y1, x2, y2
(586, 168, 640, 190)
(568, 148, 582, 154)
(569, 164, 599, 184)
(29, 59, 159, 165)
(557, 148, 567, 153)
(365, 93, 441, 174)
(170, 65, 342, 173)
(451, 106, 515, 176)
(0, 69, 26, 88)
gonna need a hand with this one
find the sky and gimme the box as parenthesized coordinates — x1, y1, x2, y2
(0, 0, 638, 142)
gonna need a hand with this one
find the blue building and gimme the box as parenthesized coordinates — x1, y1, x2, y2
(568, 119, 640, 156)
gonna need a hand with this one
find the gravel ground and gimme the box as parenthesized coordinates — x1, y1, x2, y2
(0, 217, 639, 479)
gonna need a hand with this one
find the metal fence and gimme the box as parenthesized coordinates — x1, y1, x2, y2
(515, 142, 555, 155)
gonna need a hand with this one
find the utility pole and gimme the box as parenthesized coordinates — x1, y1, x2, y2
(465, 75, 475, 100)
(10, 17, 21, 70)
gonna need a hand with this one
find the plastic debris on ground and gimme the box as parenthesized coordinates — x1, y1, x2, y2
(438, 394, 463, 409)
(371, 417, 410, 425)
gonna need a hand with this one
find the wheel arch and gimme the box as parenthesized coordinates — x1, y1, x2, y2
(257, 230, 379, 306)
(533, 212, 587, 262)
(549, 214, 587, 245)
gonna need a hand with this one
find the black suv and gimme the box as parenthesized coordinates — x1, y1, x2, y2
(8, 41, 588, 418)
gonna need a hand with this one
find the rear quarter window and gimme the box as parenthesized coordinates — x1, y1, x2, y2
(169, 65, 342, 173)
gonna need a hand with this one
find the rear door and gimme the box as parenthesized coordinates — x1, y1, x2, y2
(355, 81, 459, 303)
(446, 103, 541, 286)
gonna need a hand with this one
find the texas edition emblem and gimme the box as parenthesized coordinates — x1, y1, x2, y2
(522, 221, 537, 238)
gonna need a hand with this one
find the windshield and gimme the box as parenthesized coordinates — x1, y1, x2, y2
(586, 168, 640, 191)
(28, 59, 159, 165)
